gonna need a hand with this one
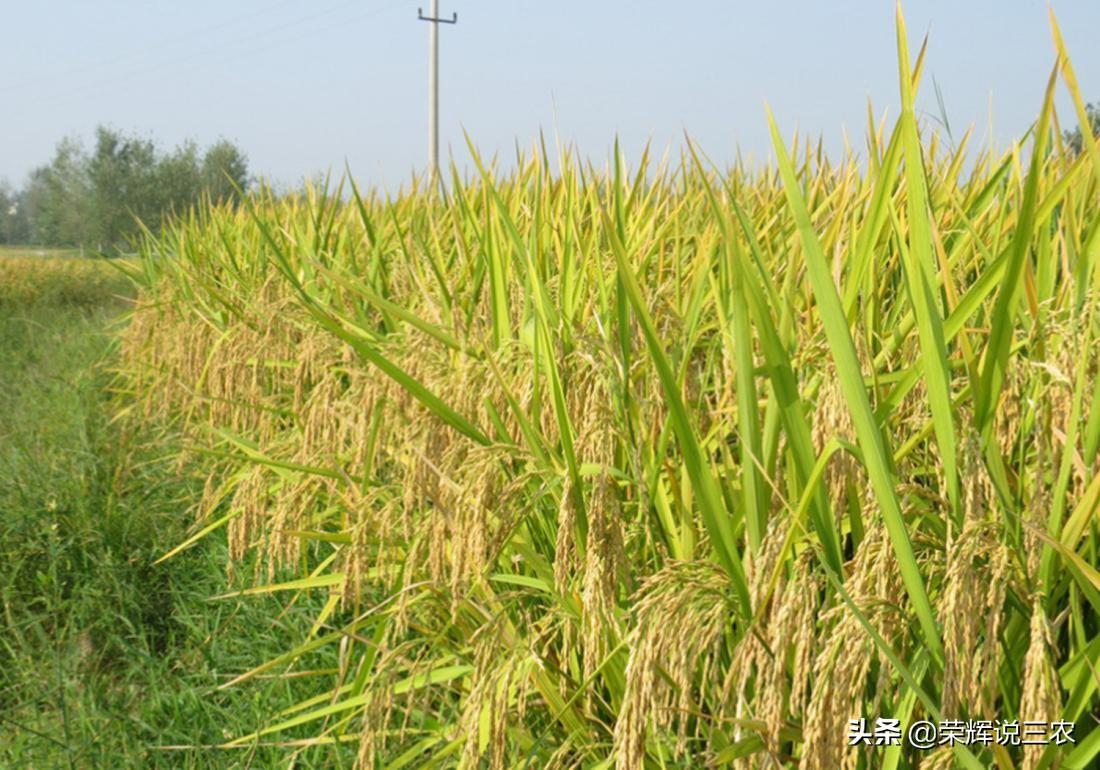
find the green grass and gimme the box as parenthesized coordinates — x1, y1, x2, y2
(0, 258, 352, 767)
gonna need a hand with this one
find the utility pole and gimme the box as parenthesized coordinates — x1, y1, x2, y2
(418, 2, 457, 189)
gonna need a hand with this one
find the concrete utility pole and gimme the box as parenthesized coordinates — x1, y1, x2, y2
(418, 2, 457, 188)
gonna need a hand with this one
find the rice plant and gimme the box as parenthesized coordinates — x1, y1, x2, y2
(116, 8, 1099, 768)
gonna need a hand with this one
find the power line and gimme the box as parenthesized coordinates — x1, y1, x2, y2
(13, 0, 404, 111)
(0, 0, 307, 95)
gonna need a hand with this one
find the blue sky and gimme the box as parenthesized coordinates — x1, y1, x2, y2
(2, 1, 1098, 192)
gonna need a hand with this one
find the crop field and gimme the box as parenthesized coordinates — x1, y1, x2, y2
(7, 10, 1100, 770)
(0, 245, 84, 259)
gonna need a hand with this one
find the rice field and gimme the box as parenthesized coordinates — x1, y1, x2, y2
(112, 10, 1099, 769)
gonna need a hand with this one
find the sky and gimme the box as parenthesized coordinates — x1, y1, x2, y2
(2, 1, 1098, 193)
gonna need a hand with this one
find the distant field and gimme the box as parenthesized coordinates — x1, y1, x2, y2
(0, 252, 132, 308)
(0, 244, 85, 259)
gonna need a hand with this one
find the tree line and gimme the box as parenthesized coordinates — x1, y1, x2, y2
(2, 109, 1095, 252)
(0, 126, 249, 251)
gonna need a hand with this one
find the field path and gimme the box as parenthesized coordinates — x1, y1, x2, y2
(0, 257, 330, 768)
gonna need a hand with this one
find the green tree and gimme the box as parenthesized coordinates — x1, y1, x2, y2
(155, 140, 204, 215)
(201, 139, 250, 201)
(86, 127, 160, 247)
(17, 127, 250, 250)
(1064, 101, 1100, 156)
(0, 181, 30, 244)
(22, 138, 93, 246)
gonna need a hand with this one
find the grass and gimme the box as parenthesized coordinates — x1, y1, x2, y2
(0, 256, 353, 767)
(108, 10, 1100, 769)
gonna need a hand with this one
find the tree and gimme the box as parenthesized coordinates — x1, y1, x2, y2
(201, 139, 250, 201)
(14, 127, 251, 250)
(22, 138, 93, 246)
(86, 127, 160, 247)
(0, 181, 30, 244)
(1064, 102, 1100, 156)
(154, 139, 204, 216)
